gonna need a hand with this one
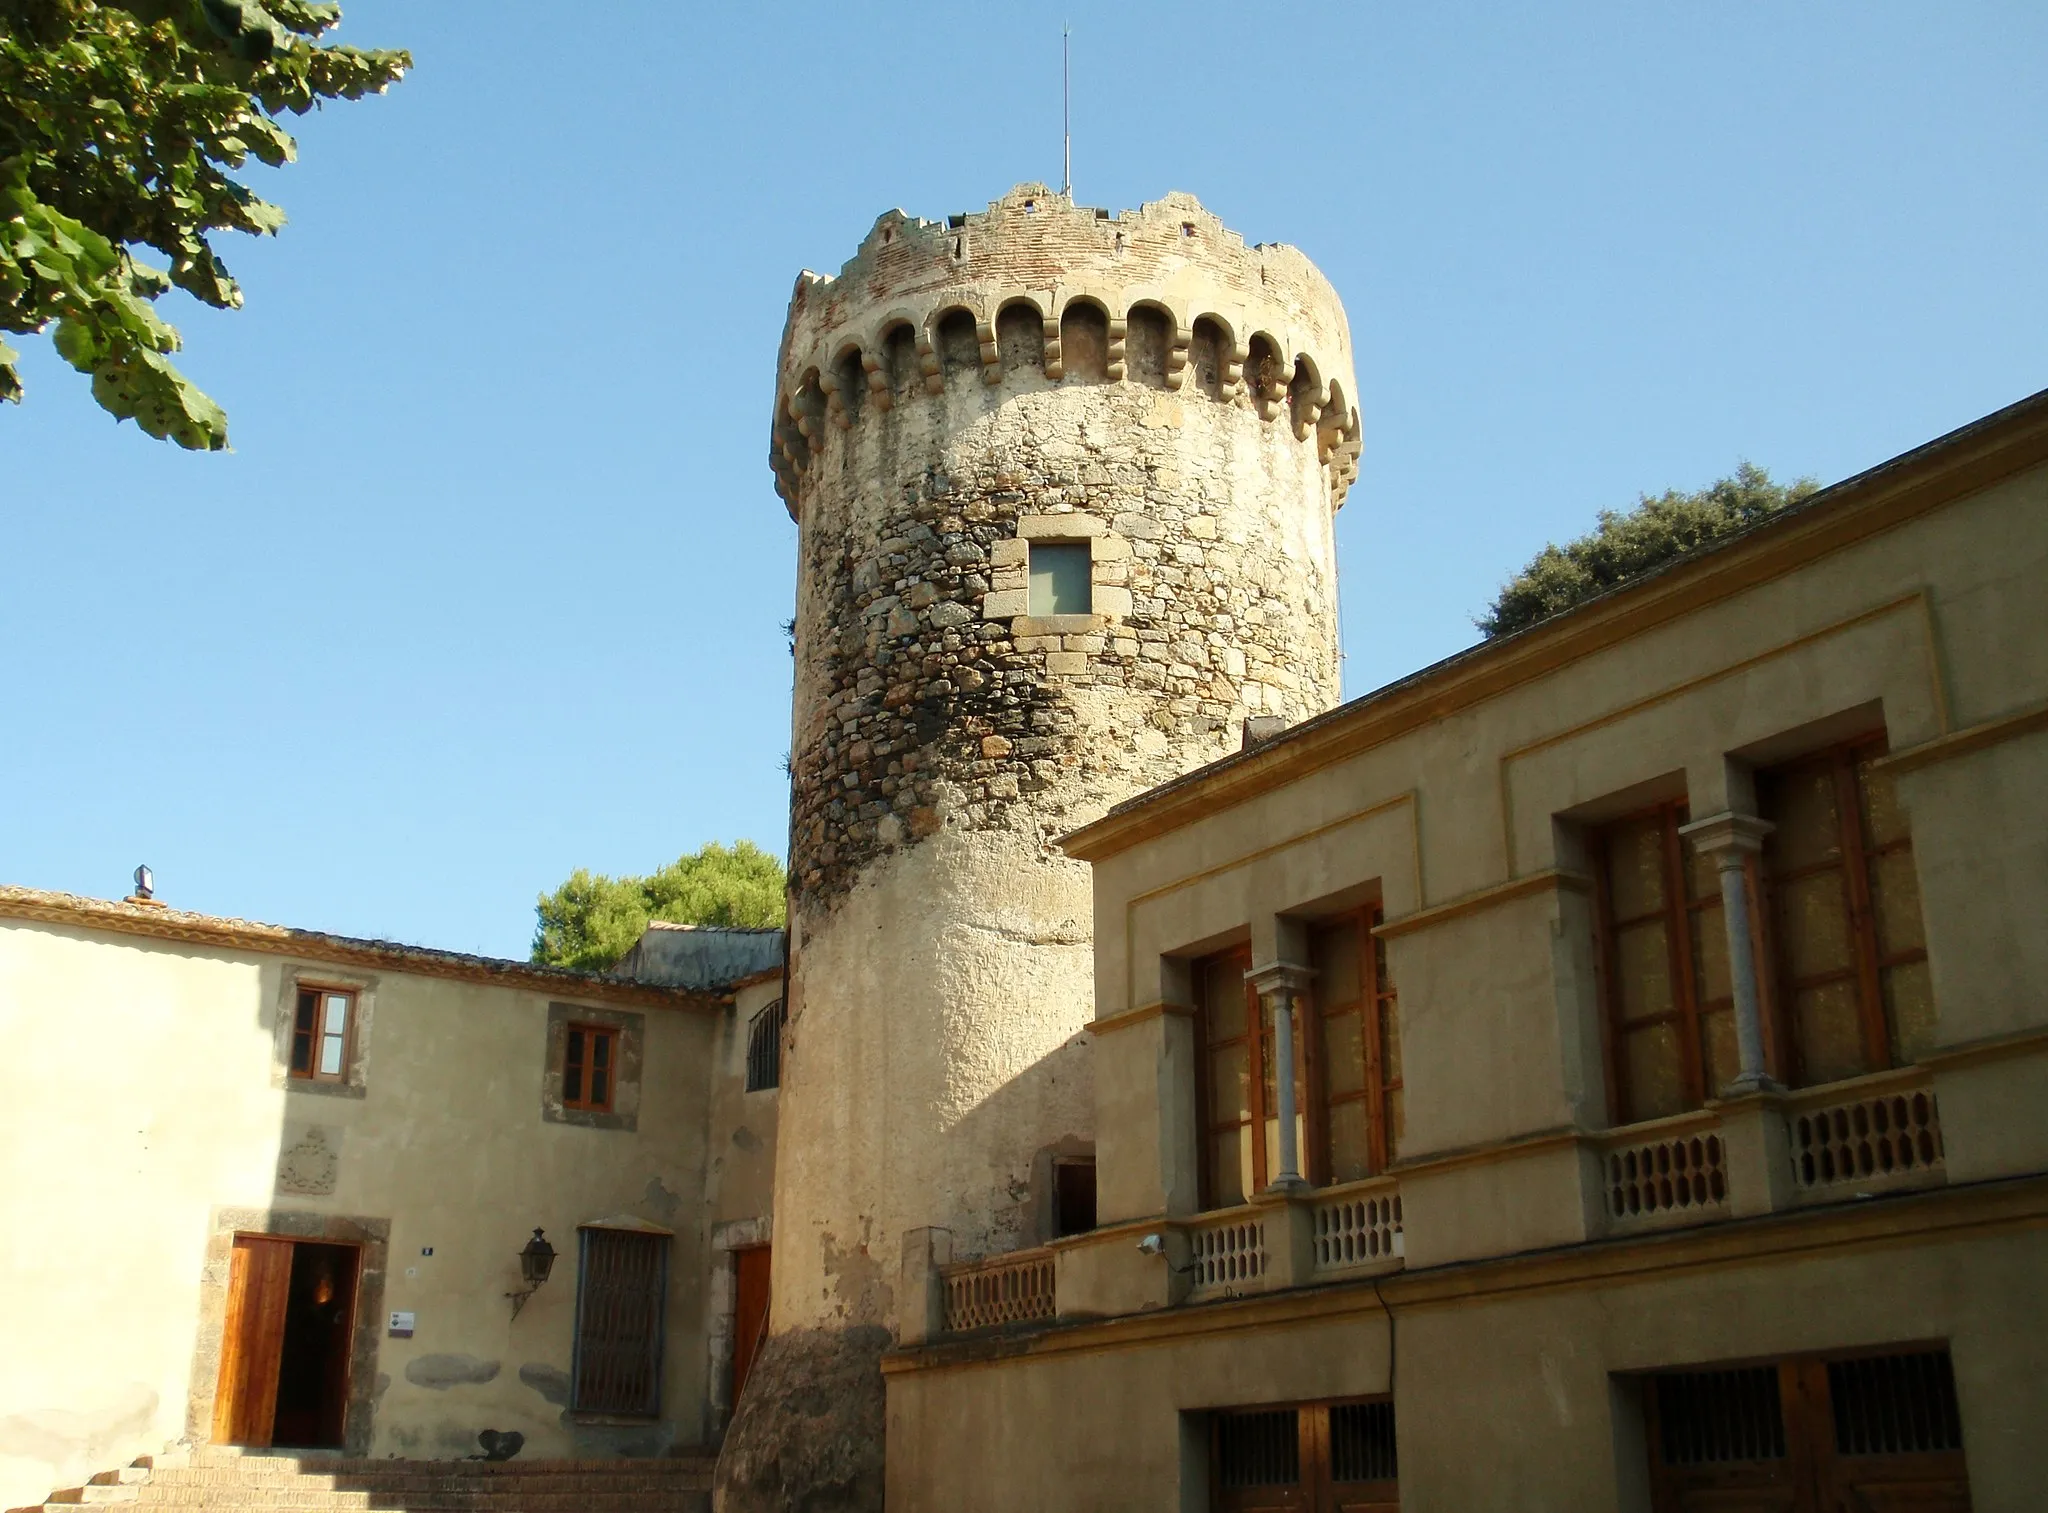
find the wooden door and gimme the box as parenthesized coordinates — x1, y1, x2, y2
(1646, 1352, 1970, 1513)
(212, 1235, 294, 1446)
(732, 1245, 772, 1405)
(1213, 1400, 1398, 1512)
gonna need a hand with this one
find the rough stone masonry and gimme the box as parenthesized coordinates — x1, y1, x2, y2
(716, 185, 1357, 1513)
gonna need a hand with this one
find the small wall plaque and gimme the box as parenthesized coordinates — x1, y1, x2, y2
(388, 1311, 416, 1338)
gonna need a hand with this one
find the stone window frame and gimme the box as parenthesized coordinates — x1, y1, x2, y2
(982, 512, 1134, 629)
(271, 965, 376, 1100)
(542, 1002, 645, 1132)
(185, 1206, 389, 1456)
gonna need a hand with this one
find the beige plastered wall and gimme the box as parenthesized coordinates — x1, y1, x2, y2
(1088, 456, 2048, 1237)
(702, 976, 781, 1434)
(875, 443, 2048, 1507)
(884, 1219, 2048, 1511)
(0, 921, 728, 1509)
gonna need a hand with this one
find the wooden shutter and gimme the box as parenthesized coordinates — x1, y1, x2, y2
(572, 1228, 669, 1416)
(212, 1235, 294, 1446)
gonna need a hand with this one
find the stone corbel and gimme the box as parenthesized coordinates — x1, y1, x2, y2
(918, 331, 942, 395)
(1041, 314, 1064, 379)
(977, 318, 1002, 386)
(1163, 324, 1191, 390)
(1105, 316, 1128, 382)
(1223, 343, 1248, 404)
(819, 368, 852, 430)
(862, 350, 892, 413)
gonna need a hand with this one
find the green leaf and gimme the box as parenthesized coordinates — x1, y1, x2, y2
(3, 3, 403, 445)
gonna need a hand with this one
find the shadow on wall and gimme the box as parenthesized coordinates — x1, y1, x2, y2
(0, 1385, 160, 1507)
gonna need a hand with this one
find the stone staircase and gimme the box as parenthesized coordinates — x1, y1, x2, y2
(10, 1446, 716, 1513)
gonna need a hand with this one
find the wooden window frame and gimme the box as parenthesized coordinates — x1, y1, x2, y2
(287, 985, 358, 1085)
(1304, 906, 1401, 1182)
(1590, 800, 1729, 1124)
(562, 1022, 620, 1114)
(1196, 942, 1265, 1211)
(1759, 733, 1928, 1087)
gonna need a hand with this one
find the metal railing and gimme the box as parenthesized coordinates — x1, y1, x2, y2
(938, 1247, 1057, 1332)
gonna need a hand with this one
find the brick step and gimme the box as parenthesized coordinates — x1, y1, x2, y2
(140, 1473, 712, 1493)
(127, 1499, 707, 1512)
(12, 1454, 717, 1513)
(186, 1458, 713, 1475)
(48, 1503, 709, 1513)
(135, 1489, 712, 1504)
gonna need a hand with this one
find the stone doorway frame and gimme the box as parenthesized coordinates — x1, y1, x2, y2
(706, 1216, 771, 1441)
(186, 1207, 389, 1457)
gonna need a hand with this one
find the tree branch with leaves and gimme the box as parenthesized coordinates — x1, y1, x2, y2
(1, 0, 408, 447)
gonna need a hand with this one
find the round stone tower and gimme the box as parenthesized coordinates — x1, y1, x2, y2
(717, 185, 1357, 1510)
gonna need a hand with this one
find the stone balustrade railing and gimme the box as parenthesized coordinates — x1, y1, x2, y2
(1598, 1109, 1732, 1231)
(1187, 1208, 1270, 1299)
(1308, 1177, 1404, 1276)
(938, 1247, 1057, 1333)
(1786, 1070, 1945, 1199)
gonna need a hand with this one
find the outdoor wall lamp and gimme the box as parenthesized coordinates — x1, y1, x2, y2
(506, 1228, 556, 1319)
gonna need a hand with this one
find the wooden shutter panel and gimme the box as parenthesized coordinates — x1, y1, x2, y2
(572, 1228, 669, 1415)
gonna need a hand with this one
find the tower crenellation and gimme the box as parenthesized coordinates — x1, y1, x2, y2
(771, 184, 1359, 909)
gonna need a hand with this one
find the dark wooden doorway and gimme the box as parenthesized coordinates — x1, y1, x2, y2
(1645, 1348, 1971, 1511)
(212, 1236, 360, 1449)
(732, 1245, 772, 1406)
(1212, 1399, 1398, 1512)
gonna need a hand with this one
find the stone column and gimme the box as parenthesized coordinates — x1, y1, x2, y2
(1678, 811, 1780, 1095)
(1245, 962, 1316, 1192)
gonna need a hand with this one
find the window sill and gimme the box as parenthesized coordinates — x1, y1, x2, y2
(562, 1410, 663, 1426)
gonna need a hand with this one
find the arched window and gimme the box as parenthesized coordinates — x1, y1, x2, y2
(745, 998, 786, 1092)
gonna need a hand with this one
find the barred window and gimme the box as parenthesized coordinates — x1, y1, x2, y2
(745, 998, 786, 1092)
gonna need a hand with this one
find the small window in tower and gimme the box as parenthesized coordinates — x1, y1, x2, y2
(1029, 542, 1091, 616)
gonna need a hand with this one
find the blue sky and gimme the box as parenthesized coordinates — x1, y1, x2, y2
(4, 2, 2043, 960)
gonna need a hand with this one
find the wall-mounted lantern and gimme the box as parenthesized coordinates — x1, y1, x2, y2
(506, 1228, 556, 1319)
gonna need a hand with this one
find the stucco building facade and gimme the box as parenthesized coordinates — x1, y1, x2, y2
(2, 183, 2045, 1513)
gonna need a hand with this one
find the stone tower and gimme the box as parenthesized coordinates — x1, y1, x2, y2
(717, 185, 1357, 1510)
